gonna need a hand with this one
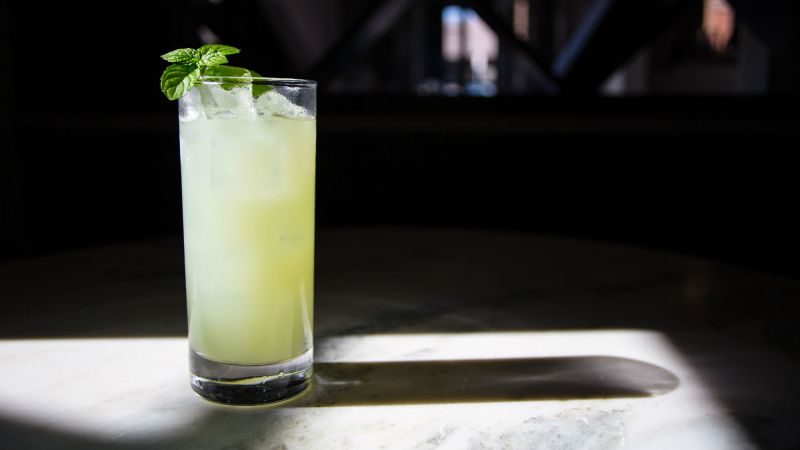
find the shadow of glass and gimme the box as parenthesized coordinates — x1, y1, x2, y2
(296, 355, 679, 407)
(0, 356, 678, 449)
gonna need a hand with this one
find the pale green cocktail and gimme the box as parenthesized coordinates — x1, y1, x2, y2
(179, 78, 316, 404)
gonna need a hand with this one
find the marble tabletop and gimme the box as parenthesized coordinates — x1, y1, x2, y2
(0, 228, 798, 449)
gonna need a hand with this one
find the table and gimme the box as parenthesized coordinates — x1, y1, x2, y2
(1, 228, 798, 449)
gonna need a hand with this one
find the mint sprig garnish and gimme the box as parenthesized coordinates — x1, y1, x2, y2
(160, 45, 267, 100)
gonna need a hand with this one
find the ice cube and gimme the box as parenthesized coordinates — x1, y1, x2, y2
(179, 87, 204, 122)
(255, 90, 309, 119)
(198, 83, 256, 120)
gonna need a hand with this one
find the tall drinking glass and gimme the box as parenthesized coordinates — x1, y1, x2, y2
(178, 77, 316, 405)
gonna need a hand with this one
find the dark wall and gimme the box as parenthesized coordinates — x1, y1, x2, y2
(317, 96, 800, 276)
(3, 2, 800, 279)
(2, 2, 187, 260)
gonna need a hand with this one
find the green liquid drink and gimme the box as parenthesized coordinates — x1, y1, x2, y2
(178, 79, 316, 404)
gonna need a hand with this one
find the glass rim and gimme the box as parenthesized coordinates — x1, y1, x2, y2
(199, 76, 316, 88)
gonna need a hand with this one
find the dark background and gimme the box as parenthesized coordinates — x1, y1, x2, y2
(2, 0, 800, 277)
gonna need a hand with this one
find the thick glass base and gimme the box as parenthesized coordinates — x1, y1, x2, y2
(190, 347, 313, 405)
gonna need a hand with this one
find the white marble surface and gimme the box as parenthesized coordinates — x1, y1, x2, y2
(0, 228, 799, 449)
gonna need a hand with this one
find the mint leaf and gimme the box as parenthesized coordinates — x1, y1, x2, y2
(249, 71, 272, 98)
(161, 48, 198, 64)
(197, 45, 239, 66)
(199, 50, 228, 66)
(198, 44, 240, 56)
(241, 68, 273, 97)
(160, 64, 201, 100)
(204, 64, 250, 78)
